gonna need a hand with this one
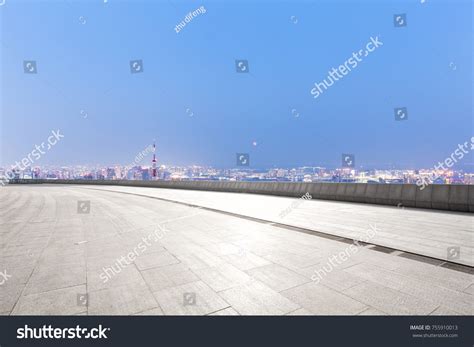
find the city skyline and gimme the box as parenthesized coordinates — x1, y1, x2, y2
(1, 136, 473, 173)
(3, 162, 473, 186)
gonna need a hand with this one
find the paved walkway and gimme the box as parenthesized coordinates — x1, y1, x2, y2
(0, 185, 472, 315)
(84, 185, 473, 266)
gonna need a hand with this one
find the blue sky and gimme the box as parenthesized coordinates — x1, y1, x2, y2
(0, 0, 472, 169)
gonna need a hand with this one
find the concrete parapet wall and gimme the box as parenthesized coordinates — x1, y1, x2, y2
(8, 179, 472, 213)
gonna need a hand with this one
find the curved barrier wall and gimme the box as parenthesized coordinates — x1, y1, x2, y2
(8, 179, 473, 213)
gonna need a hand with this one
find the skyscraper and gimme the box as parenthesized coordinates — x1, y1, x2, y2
(152, 141, 157, 179)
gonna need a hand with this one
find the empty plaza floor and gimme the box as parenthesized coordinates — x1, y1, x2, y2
(0, 185, 473, 315)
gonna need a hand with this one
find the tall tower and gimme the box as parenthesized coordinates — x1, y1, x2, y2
(152, 140, 157, 179)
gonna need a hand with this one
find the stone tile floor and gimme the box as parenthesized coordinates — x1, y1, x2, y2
(85, 185, 474, 266)
(0, 185, 472, 315)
